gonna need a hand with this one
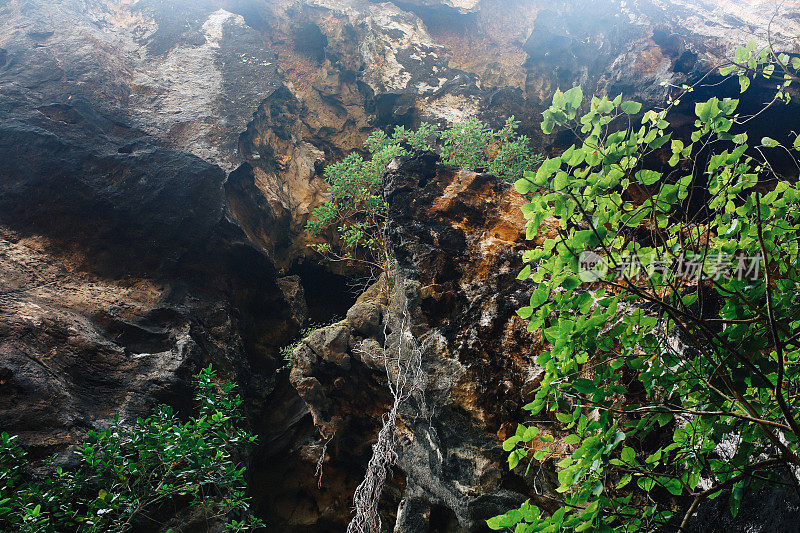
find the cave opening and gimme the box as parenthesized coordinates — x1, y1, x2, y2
(291, 261, 362, 325)
(429, 504, 461, 532)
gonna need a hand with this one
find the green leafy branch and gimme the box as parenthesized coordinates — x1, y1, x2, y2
(0, 366, 263, 533)
(492, 43, 800, 533)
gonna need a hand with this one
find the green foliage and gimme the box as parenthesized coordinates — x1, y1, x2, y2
(280, 317, 343, 369)
(306, 118, 542, 275)
(719, 39, 799, 103)
(0, 366, 262, 532)
(495, 46, 800, 531)
(440, 117, 542, 181)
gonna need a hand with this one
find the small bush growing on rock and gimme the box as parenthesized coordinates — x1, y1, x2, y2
(493, 43, 800, 531)
(306, 118, 542, 278)
(440, 116, 542, 181)
(279, 317, 342, 369)
(0, 366, 262, 532)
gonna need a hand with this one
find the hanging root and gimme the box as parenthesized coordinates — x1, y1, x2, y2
(347, 304, 425, 533)
(316, 436, 333, 489)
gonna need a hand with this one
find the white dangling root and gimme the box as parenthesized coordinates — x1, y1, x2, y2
(346, 304, 426, 533)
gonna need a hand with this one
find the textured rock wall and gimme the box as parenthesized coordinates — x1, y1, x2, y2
(0, 98, 299, 457)
(2, 0, 800, 531)
(285, 154, 556, 531)
(225, 0, 800, 270)
(0, 0, 299, 460)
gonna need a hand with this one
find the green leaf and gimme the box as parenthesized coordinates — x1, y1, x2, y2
(638, 477, 656, 491)
(536, 157, 562, 184)
(531, 285, 550, 307)
(617, 474, 632, 489)
(515, 178, 532, 195)
(487, 510, 523, 530)
(761, 136, 780, 148)
(572, 379, 597, 394)
(556, 412, 573, 424)
(636, 170, 662, 186)
(621, 447, 636, 463)
(564, 86, 584, 109)
(730, 482, 744, 517)
(621, 101, 643, 115)
(649, 134, 671, 149)
(509, 450, 523, 469)
(523, 426, 539, 441)
(734, 45, 749, 63)
(739, 75, 751, 93)
(645, 449, 662, 464)
(663, 478, 683, 496)
(695, 98, 721, 121)
(517, 306, 533, 319)
(553, 171, 569, 190)
(503, 436, 521, 452)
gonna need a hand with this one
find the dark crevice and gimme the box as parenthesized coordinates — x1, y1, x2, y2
(290, 262, 359, 325)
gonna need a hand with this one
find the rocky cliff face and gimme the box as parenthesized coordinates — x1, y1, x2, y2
(0, 0, 284, 172)
(0, 87, 299, 457)
(2, 0, 800, 531)
(227, 0, 800, 268)
(0, 0, 298, 459)
(283, 153, 555, 530)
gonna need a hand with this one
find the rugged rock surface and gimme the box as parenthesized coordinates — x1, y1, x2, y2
(522, 0, 800, 106)
(0, 0, 281, 172)
(284, 153, 555, 531)
(4, 0, 795, 269)
(0, 104, 299, 456)
(385, 153, 554, 530)
(0, 0, 299, 458)
(240, 0, 490, 267)
(232, 0, 800, 268)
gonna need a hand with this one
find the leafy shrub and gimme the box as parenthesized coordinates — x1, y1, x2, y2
(0, 366, 263, 532)
(280, 317, 343, 369)
(306, 118, 542, 277)
(492, 42, 800, 531)
(440, 117, 542, 181)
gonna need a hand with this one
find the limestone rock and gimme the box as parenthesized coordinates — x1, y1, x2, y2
(278, 275, 309, 327)
(0, 0, 281, 172)
(287, 154, 552, 531)
(0, 0, 297, 465)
